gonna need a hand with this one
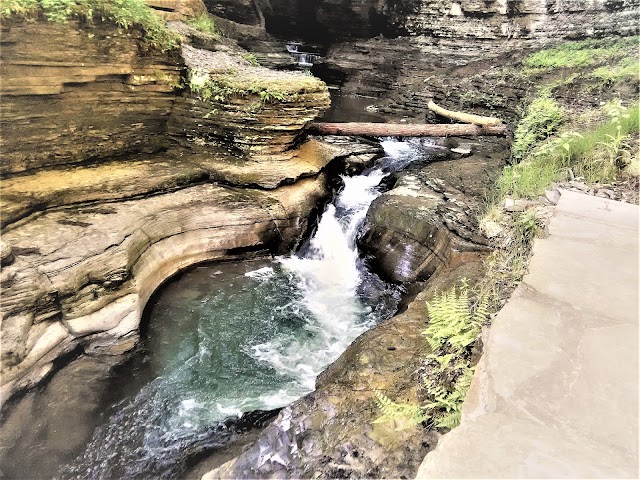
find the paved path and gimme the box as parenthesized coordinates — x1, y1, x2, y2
(416, 190, 639, 478)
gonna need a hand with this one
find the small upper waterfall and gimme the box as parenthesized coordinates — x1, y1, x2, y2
(286, 41, 320, 70)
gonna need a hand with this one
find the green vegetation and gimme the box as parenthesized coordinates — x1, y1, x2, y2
(511, 93, 564, 163)
(523, 37, 639, 72)
(1, 0, 178, 50)
(188, 68, 325, 105)
(241, 53, 260, 67)
(186, 13, 220, 39)
(373, 391, 427, 431)
(499, 101, 639, 199)
(592, 58, 640, 86)
(374, 282, 488, 431)
(421, 282, 488, 429)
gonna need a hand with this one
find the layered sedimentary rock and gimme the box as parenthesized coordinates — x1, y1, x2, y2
(210, 0, 637, 43)
(0, 20, 182, 176)
(145, 0, 208, 20)
(0, 178, 326, 403)
(169, 44, 330, 157)
(0, 11, 337, 404)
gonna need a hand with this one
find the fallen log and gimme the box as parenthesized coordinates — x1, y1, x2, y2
(427, 100, 502, 126)
(307, 122, 507, 137)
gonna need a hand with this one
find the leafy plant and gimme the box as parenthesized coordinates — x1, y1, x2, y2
(1, 0, 179, 51)
(423, 281, 486, 354)
(186, 13, 219, 38)
(241, 53, 260, 67)
(372, 391, 427, 431)
(418, 281, 489, 430)
(511, 93, 564, 163)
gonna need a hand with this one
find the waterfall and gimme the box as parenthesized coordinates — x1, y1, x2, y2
(59, 139, 425, 480)
(286, 41, 320, 69)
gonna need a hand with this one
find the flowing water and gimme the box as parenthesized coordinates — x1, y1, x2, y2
(1, 139, 433, 480)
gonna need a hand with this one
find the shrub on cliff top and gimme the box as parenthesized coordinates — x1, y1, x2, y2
(1, 0, 179, 51)
(186, 13, 219, 39)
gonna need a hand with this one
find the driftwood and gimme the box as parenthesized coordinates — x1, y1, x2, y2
(427, 100, 502, 126)
(307, 122, 507, 137)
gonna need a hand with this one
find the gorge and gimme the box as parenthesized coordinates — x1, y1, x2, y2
(0, 0, 638, 478)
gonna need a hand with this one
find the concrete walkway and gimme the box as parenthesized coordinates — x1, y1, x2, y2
(416, 190, 639, 478)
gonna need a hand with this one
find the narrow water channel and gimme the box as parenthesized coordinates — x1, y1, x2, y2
(0, 139, 433, 479)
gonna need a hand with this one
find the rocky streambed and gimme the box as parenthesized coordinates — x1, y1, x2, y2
(2, 0, 637, 478)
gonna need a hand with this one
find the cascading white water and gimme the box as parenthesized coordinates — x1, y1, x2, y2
(58, 139, 428, 480)
(250, 168, 388, 392)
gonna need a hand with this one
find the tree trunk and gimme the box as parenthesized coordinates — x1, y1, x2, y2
(307, 122, 507, 137)
(427, 100, 502, 126)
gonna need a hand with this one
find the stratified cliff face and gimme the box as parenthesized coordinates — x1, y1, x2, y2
(402, 0, 639, 39)
(0, 21, 182, 176)
(210, 0, 638, 41)
(169, 44, 330, 158)
(0, 11, 344, 404)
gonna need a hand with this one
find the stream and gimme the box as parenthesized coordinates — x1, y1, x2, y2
(0, 139, 434, 480)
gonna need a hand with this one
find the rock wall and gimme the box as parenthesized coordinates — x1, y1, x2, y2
(209, 0, 638, 42)
(0, 20, 182, 176)
(168, 45, 331, 158)
(0, 178, 326, 403)
(403, 0, 639, 39)
(360, 137, 506, 281)
(0, 14, 337, 405)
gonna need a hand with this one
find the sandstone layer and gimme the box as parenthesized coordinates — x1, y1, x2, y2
(0, 20, 181, 176)
(0, 13, 338, 404)
(170, 44, 330, 157)
(0, 178, 327, 403)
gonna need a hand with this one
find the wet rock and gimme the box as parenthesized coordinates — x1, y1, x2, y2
(450, 145, 473, 157)
(0, 178, 327, 404)
(202, 258, 486, 479)
(359, 139, 505, 283)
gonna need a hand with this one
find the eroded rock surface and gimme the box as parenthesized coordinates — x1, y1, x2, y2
(0, 21, 182, 175)
(169, 44, 330, 157)
(0, 178, 327, 402)
(0, 12, 340, 404)
(359, 138, 506, 283)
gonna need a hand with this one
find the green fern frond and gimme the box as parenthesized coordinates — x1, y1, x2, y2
(436, 410, 461, 429)
(420, 280, 484, 432)
(373, 390, 427, 430)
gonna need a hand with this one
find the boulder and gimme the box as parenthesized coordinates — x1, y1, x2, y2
(358, 139, 507, 283)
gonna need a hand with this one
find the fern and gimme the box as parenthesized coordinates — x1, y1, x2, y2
(373, 390, 427, 431)
(436, 410, 461, 429)
(422, 283, 481, 354)
(419, 281, 485, 431)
